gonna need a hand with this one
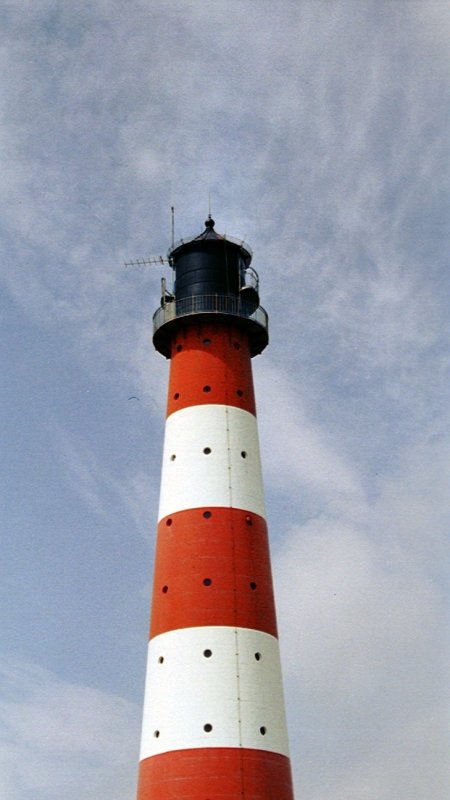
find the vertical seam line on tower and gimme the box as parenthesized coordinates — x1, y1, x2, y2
(225, 400, 245, 795)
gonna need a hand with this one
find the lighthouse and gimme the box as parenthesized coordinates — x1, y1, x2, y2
(136, 216, 294, 799)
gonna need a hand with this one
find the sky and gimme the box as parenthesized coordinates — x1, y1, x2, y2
(0, 1, 449, 798)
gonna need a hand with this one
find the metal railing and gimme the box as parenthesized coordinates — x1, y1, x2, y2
(152, 293, 268, 336)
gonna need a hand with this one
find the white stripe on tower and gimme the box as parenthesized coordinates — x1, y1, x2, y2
(158, 403, 266, 519)
(140, 626, 289, 758)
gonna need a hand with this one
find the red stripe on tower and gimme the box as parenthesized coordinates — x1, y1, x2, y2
(136, 216, 294, 799)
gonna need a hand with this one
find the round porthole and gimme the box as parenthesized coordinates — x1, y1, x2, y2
(203, 649, 212, 658)
(170, 454, 176, 461)
(203, 723, 213, 733)
(250, 581, 257, 590)
(254, 652, 261, 661)
(203, 447, 211, 455)
(241, 451, 247, 458)
(174, 392, 180, 400)
(203, 511, 212, 519)
(166, 518, 173, 526)
(203, 578, 212, 586)
(203, 385, 211, 393)
(260, 726, 266, 735)
(162, 585, 168, 593)
(154, 730, 160, 738)
(158, 656, 164, 664)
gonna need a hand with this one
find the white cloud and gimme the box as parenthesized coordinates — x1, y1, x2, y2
(276, 517, 440, 693)
(273, 428, 448, 799)
(0, 658, 139, 800)
(256, 360, 365, 515)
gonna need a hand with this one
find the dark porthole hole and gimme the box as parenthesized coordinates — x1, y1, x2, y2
(166, 518, 173, 526)
(203, 338, 211, 346)
(203, 649, 212, 658)
(203, 447, 211, 455)
(154, 730, 160, 738)
(203, 385, 211, 393)
(158, 656, 164, 664)
(250, 581, 257, 591)
(254, 652, 261, 661)
(162, 585, 169, 594)
(203, 511, 212, 519)
(260, 726, 267, 736)
(241, 451, 247, 459)
(173, 392, 180, 400)
(236, 389, 244, 397)
(203, 578, 212, 586)
(203, 723, 213, 733)
(170, 454, 176, 461)
(245, 515, 253, 525)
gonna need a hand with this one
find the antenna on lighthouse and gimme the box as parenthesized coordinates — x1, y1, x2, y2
(124, 255, 170, 268)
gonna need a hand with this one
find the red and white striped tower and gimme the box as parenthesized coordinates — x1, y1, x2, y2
(136, 216, 294, 799)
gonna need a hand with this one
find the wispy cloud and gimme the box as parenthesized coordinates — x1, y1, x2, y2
(51, 422, 159, 538)
(256, 361, 365, 516)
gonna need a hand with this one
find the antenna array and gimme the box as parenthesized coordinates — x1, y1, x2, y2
(124, 256, 172, 268)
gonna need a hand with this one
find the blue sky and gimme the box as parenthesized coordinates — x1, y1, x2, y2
(1, 1, 449, 798)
